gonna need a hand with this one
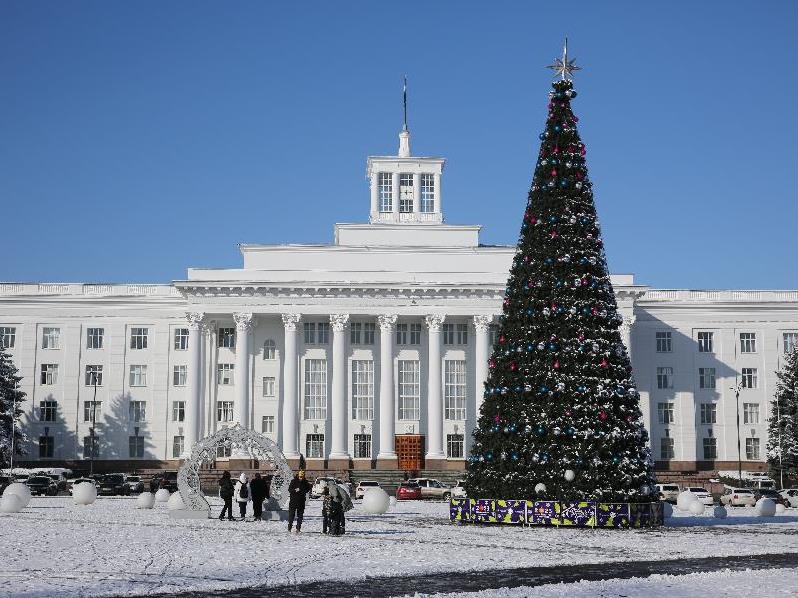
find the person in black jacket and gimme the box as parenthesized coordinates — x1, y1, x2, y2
(250, 472, 268, 521)
(218, 471, 235, 521)
(287, 470, 312, 533)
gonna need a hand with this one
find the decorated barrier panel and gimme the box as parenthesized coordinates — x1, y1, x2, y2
(450, 498, 663, 529)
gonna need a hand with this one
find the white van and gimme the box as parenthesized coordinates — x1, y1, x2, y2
(655, 483, 680, 503)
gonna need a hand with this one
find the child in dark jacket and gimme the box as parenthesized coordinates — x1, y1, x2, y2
(322, 486, 332, 534)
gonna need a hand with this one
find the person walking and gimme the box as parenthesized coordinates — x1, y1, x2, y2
(287, 470, 311, 534)
(250, 472, 268, 521)
(233, 473, 251, 521)
(218, 471, 235, 521)
(321, 486, 332, 534)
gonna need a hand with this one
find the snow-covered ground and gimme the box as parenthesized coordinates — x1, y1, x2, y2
(1, 496, 798, 597)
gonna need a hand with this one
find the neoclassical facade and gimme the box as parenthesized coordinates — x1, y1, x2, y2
(2, 130, 797, 473)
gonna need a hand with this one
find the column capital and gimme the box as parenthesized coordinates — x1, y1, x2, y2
(281, 313, 302, 331)
(472, 315, 493, 331)
(185, 312, 206, 330)
(329, 313, 350, 332)
(377, 314, 398, 331)
(424, 314, 446, 331)
(233, 312, 255, 332)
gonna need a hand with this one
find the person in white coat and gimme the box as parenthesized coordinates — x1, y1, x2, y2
(233, 473, 251, 521)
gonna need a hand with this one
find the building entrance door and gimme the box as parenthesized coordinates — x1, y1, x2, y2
(396, 434, 424, 471)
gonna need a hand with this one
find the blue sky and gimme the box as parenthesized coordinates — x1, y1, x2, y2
(1, 1, 796, 288)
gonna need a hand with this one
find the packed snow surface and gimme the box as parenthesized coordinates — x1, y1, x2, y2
(1, 496, 798, 596)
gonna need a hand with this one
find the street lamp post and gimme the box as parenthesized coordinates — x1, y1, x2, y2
(732, 379, 744, 484)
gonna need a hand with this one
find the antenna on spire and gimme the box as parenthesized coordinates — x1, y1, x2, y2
(402, 75, 408, 131)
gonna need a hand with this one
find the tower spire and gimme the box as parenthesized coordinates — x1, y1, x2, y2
(398, 75, 411, 157)
(403, 75, 408, 132)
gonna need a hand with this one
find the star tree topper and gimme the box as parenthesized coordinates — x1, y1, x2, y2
(547, 38, 581, 81)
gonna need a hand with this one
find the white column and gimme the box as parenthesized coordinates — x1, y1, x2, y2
(412, 173, 421, 215)
(233, 313, 254, 428)
(329, 314, 350, 460)
(434, 172, 442, 217)
(184, 312, 205, 457)
(473, 315, 492, 419)
(392, 172, 400, 216)
(377, 314, 398, 460)
(620, 312, 636, 355)
(281, 313, 301, 458)
(425, 314, 446, 460)
(370, 171, 379, 220)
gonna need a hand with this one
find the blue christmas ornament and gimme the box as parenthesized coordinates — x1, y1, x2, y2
(559, 179, 568, 188)
(544, 257, 554, 265)
(549, 215, 558, 223)
(526, 343, 534, 351)
(539, 132, 546, 140)
(535, 425, 547, 437)
(548, 343, 557, 351)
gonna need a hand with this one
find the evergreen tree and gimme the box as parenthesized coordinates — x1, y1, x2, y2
(0, 345, 26, 467)
(767, 348, 798, 481)
(465, 77, 655, 502)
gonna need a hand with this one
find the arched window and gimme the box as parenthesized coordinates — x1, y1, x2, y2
(263, 339, 276, 360)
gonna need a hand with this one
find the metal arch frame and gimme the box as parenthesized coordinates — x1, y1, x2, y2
(177, 424, 294, 515)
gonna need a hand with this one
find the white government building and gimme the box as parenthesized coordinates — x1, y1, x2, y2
(2, 127, 797, 474)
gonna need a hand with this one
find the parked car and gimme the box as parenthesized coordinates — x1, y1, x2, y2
(754, 488, 787, 506)
(48, 473, 69, 491)
(452, 480, 467, 499)
(69, 478, 99, 495)
(149, 471, 178, 492)
(780, 488, 798, 508)
(655, 484, 680, 503)
(0, 475, 11, 494)
(98, 473, 131, 496)
(355, 480, 381, 500)
(685, 487, 714, 506)
(407, 478, 452, 500)
(396, 481, 422, 501)
(311, 476, 341, 499)
(26, 475, 59, 496)
(125, 475, 145, 494)
(720, 487, 757, 507)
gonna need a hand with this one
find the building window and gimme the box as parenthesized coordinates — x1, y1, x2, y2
(172, 435, 184, 458)
(660, 433, 675, 460)
(399, 173, 414, 212)
(263, 376, 276, 397)
(0, 326, 16, 349)
(304, 359, 327, 419)
(172, 401, 185, 422)
(741, 368, 758, 389)
(217, 401, 234, 422)
(398, 360, 420, 420)
(656, 367, 673, 389)
(784, 332, 798, 354)
(657, 402, 675, 424)
(444, 360, 467, 420)
(743, 403, 760, 425)
(83, 401, 101, 423)
(488, 324, 499, 346)
(363, 322, 375, 345)
(304, 322, 316, 344)
(261, 415, 275, 434)
(703, 436, 717, 460)
(378, 172, 393, 212)
(39, 435, 54, 459)
(656, 331, 672, 353)
(397, 323, 421, 345)
(746, 437, 761, 460)
(42, 327, 60, 349)
(350, 323, 362, 345)
(217, 364, 235, 385)
(173, 365, 187, 386)
(129, 400, 146, 422)
(740, 332, 757, 353)
(351, 360, 374, 420)
(174, 328, 189, 350)
(699, 367, 716, 390)
(87, 327, 104, 349)
(447, 434, 464, 459)
(40, 364, 58, 385)
(218, 327, 236, 348)
(306, 433, 325, 458)
(130, 327, 148, 350)
(39, 400, 57, 422)
(457, 323, 468, 345)
(216, 444, 232, 458)
(420, 173, 435, 213)
(129, 435, 144, 458)
(85, 365, 103, 386)
(697, 331, 714, 353)
(442, 323, 468, 346)
(396, 323, 407, 345)
(129, 365, 148, 387)
(442, 324, 454, 345)
(700, 403, 717, 424)
(354, 434, 372, 458)
(303, 322, 329, 344)
(83, 435, 99, 458)
(318, 322, 330, 344)
(263, 339, 276, 359)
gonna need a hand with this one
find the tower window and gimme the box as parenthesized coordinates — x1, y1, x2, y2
(378, 173, 393, 212)
(420, 173, 435, 212)
(399, 174, 414, 212)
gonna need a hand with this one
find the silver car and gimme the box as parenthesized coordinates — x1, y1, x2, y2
(720, 487, 756, 507)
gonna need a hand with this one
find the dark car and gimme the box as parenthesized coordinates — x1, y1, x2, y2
(26, 475, 59, 496)
(125, 475, 145, 494)
(0, 475, 11, 494)
(755, 488, 787, 506)
(99, 473, 130, 496)
(150, 471, 178, 492)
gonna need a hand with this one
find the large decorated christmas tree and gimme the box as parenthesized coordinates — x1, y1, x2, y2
(767, 347, 798, 482)
(465, 46, 656, 503)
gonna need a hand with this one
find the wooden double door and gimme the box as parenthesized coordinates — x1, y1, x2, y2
(395, 434, 425, 471)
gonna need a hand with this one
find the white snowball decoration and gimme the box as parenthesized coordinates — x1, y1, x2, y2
(688, 500, 705, 515)
(776, 503, 787, 515)
(713, 505, 728, 519)
(755, 497, 777, 517)
(534, 483, 547, 495)
(564, 469, 575, 482)
(662, 502, 673, 518)
(136, 492, 155, 509)
(361, 488, 390, 515)
(167, 491, 185, 511)
(0, 494, 24, 513)
(3, 482, 32, 508)
(72, 481, 97, 505)
(154, 489, 171, 503)
(676, 491, 698, 511)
